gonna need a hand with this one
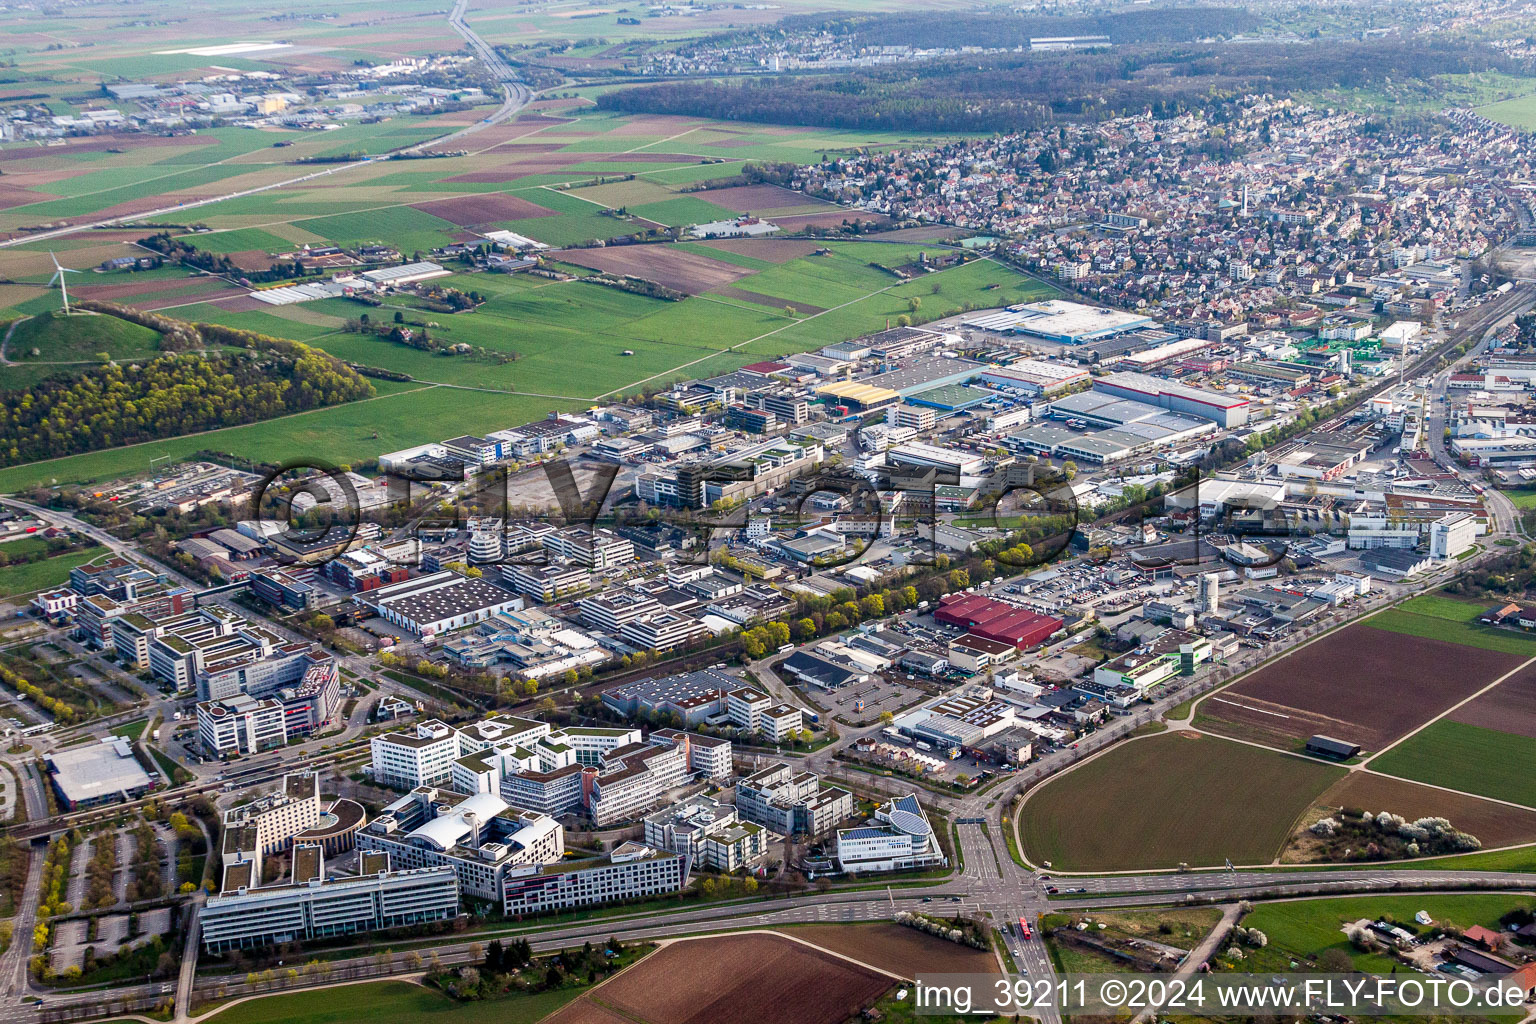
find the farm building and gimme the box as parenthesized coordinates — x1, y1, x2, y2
(1304, 735, 1361, 760)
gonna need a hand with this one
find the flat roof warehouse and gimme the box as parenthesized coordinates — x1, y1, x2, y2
(963, 300, 1156, 344)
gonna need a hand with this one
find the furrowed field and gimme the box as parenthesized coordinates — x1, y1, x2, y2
(1018, 732, 1345, 871)
(1194, 600, 1534, 752)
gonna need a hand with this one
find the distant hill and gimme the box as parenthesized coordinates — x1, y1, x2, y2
(6, 309, 163, 367)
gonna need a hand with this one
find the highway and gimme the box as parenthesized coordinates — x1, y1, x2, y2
(0, 0, 531, 252)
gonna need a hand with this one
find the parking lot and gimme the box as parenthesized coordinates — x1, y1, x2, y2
(826, 676, 925, 726)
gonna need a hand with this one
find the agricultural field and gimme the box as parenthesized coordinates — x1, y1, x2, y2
(546, 933, 892, 1024)
(770, 923, 998, 979)
(1018, 732, 1345, 871)
(0, 242, 1047, 492)
(1445, 661, 1536, 737)
(1, 101, 963, 257)
(1369, 719, 1536, 809)
(201, 979, 584, 1024)
(1362, 593, 1536, 656)
(1289, 770, 1536, 858)
(552, 246, 756, 294)
(1194, 617, 1527, 753)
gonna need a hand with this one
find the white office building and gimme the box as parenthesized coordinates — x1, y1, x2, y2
(201, 859, 459, 953)
(356, 789, 563, 901)
(1430, 511, 1478, 559)
(502, 841, 686, 916)
(836, 794, 946, 873)
(369, 721, 464, 789)
(197, 695, 287, 757)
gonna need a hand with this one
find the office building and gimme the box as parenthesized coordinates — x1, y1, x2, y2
(502, 841, 686, 916)
(220, 773, 323, 855)
(541, 527, 634, 570)
(1430, 511, 1478, 560)
(836, 794, 946, 873)
(357, 788, 563, 900)
(370, 721, 465, 789)
(643, 794, 739, 861)
(201, 856, 459, 953)
(735, 763, 853, 837)
(197, 695, 287, 757)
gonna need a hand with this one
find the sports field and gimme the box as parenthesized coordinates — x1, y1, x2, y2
(1018, 732, 1345, 871)
(1370, 719, 1536, 809)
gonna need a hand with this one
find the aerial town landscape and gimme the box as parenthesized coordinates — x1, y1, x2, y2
(6, 0, 1536, 1023)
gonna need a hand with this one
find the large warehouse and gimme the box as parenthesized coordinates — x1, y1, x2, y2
(963, 300, 1156, 345)
(1093, 371, 1251, 428)
(978, 359, 1091, 396)
(933, 594, 1064, 648)
(354, 570, 524, 639)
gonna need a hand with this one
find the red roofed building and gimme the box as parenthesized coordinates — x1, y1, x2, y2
(933, 594, 1063, 649)
(741, 361, 790, 375)
(1464, 925, 1503, 951)
(1508, 961, 1536, 1000)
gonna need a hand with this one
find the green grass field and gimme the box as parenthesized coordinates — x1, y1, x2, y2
(174, 228, 294, 255)
(0, 384, 583, 492)
(1363, 606, 1536, 656)
(1237, 894, 1534, 975)
(1019, 733, 1345, 871)
(295, 206, 463, 254)
(1476, 89, 1536, 130)
(1499, 488, 1536, 510)
(1394, 593, 1489, 621)
(1371, 719, 1536, 808)
(4, 310, 162, 366)
(0, 546, 107, 598)
(109, 719, 148, 740)
(0, 241, 1053, 492)
(202, 980, 583, 1024)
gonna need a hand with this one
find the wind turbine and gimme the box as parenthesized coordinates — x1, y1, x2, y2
(47, 252, 80, 315)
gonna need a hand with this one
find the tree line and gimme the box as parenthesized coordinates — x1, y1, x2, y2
(0, 304, 373, 467)
(677, 6, 1256, 55)
(137, 232, 319, 285)
(599, 37, 1523, 134)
